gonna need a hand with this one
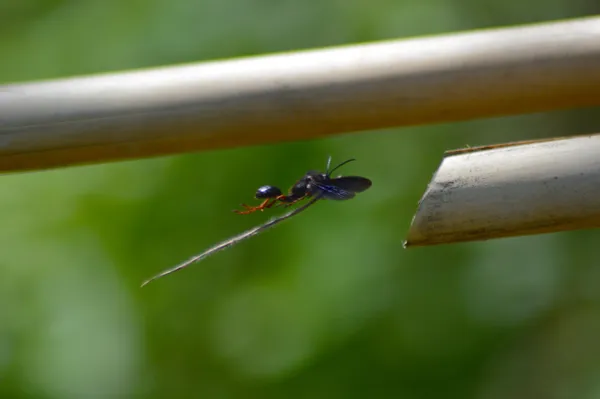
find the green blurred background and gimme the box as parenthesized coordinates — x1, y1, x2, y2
(2, 1, 600, 398)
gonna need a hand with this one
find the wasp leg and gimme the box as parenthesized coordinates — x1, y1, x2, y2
(233, 198, 278, 215)
(276, 194, 309, 208)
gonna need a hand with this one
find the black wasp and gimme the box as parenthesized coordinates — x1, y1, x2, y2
(234, 157, 372, 214)
(141, 156, 371, 286)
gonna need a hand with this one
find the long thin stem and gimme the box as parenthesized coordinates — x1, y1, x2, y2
(141, 194, 323, 287)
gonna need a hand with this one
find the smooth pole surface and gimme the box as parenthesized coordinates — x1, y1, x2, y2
(2, 17, 600, 172)
(405, 134, 600, 246)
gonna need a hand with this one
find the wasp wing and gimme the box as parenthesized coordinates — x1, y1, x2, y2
(311, 181, 357, 200)
(328, 176, 372, 193)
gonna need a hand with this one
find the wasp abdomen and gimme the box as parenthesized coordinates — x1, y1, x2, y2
(255, 185, 283, 199)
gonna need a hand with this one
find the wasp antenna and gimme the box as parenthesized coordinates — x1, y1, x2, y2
(327, 158, 356, 177)
(326, 155, 333, 175)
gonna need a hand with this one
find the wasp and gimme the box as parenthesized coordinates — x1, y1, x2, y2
(234, 157, 372, 214)
(141, 157, 371, 286)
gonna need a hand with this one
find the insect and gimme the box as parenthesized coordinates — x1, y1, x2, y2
(234, 157, 372, 214)
(141, 156, 371, 287)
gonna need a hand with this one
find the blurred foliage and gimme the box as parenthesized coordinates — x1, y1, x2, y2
(1, 1, 600, 398)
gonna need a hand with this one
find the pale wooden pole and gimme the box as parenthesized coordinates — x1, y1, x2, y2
(405, 134, 600, 246)
(1, 17, 600, 173)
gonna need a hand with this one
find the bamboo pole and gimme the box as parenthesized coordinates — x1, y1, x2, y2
(1, 17, 600, 173)
(404, 134, 600, 246)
